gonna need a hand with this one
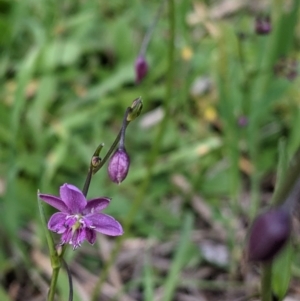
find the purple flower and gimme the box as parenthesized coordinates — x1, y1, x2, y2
(135, 55, 148, 84)
(108, 148, 130, 184)
(38, 184, 123, 249)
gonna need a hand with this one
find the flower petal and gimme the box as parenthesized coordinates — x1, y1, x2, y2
(84, 197, 111, 213)
(85, 229, 96, 245)
(60, 183, 87, 214)
(48, 212, 68, 233)
(86, 213, 123, 236)
(38, 194, 68, 212)
(70, 228, 86, 249)
(61, 228, 73, 245)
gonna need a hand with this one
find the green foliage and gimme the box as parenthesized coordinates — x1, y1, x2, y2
(0, 0, 300, 300)
(272, 243, 293, 301)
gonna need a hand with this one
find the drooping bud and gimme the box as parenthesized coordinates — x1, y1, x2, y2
(135, 56, 148, 84)
(247, 207, 291, 262)
(108, 148, 130, 184)
(255, 16, 271, 35)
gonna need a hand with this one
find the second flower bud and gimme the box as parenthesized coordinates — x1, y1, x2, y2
(108, 148, 130, 184)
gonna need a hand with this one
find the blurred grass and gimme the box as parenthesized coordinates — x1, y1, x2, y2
(0, 0, 300, 300)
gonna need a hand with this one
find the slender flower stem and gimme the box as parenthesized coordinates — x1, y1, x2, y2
(119, 107, 131, 148)
(38, 195, 61, 301)
(82, 167, 93, 197)
(91, 0, 175, 299)
(61, 258, 73, 301)
(261, 262, 272, 301)
(139, 0, 166, 57)
(48, 267, 60, 301)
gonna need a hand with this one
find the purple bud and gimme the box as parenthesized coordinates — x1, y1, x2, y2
(108, 148, 130, 184)
(237, 116, 248, 127)
(135, 56, 148, 84)
(255, 16, 271, 35)
(247, 208, 291, 262)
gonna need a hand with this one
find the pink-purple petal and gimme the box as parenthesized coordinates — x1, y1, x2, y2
(85, 229, 97, 245)
(61, 228, 73, 245)
(84, 197, 111, 213)
(64, 216, 77, 228)
(38, 194, 68, 212)
(81, 216, 93, 228)
(86, 213, 124, 236)
(60, 183, 87, 214)
(71, 228, 86, 249)
(48, 212, 68, 233)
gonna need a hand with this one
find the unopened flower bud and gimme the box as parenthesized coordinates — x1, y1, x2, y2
(135, 56, 148, 84)
(91, 156, 101, 167)
(255, 16, 271, 35)
(247, 208, 291, 262)
(108, 148, 130, 184)
(127, 97, 143, 121)
(238, 116, 248, 127)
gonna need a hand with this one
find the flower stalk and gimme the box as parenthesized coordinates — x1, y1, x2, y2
(92, 97, 142, 175)
(38, 98, 142, 300)
(82, 97, 142, 193)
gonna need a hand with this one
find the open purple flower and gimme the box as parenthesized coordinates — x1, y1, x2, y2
(38, 184, 123, 249)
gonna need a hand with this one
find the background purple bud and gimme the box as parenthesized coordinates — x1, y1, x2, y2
(238, 115, 248, 127)
(108, 148, 130, 184)
(247, 208, 291, 262)
(255, 16, 271, 35)
(135, 56, 148, 84)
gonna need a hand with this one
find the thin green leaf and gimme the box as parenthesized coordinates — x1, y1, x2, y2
(162, 213, 194, 301)
(271, 139, 288, 206)
(37, 192, 56, 257)
(143, 253, 155, 301)
(272, 242, 293, 301)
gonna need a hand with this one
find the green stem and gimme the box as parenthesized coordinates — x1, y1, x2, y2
(48, 267, 60, 301)
(38, 195, 62, 301)
(61, 258, 73, 301)
(82, 167, 93, 197)
(90, 0, 175, 299)
(261, 262, 272, 301)
(119, 107, 131, 148)
(139, 0, 166, 57)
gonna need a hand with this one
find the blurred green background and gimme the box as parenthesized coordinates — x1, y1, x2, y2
(1, 0, 300, 300)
